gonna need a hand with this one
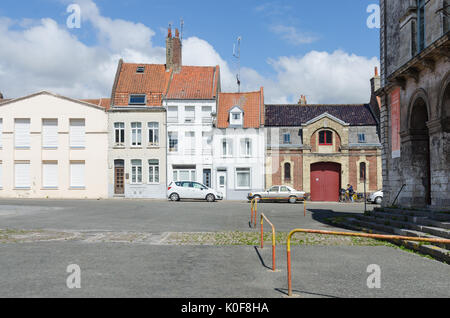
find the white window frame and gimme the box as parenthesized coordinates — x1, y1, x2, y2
(131, 122, 142, 147)
(42, 119, 58, 149)
(69, 119, 86, 149)
(42, 162, 58, 189)
(15, 162, 31, 189)
(173, 169, 196, 182)
(168, 106, 179, 123)
(283, 133, 291, 144)
(148, 122, 159, 146)
(114, 122, 125, 145)
(148, 159, 160, 184)
(235, 167, 251, 190)
(185, 106, 196, 123)
(230, 111, 243, 126)
(131, 159, 143, 184)
(240, 138, 252, 157)
(15, 119, 31, 149)
(358, 133, 367, 143)
(70, 162, 85, 189)
(169, 132, 179, 153)
(222, 139, 233, 157)
(202, 106, 213, 123)
(185, 131, 196, 155)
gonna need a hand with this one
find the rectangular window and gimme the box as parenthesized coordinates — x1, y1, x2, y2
(185, 131, 196, 155)
(15, 162, 30, 188)
(169, 132, 178, 152)
(168, 106, 179, 123)
(136, 66, 145, 73)
(240, 138, 252, 157)
(131, 160, 142, 184)
(149, 159, 160, 184)
(42, 119, 58, 149)
(129, 94, 146, 105)
(236, 168, 251, 189)
(15, 119, 31, 148)
(43, 162, 58, 189)
(70, 119, 86, 148)
(202, 106, 213, 123)
(417, 0, 425, 53)
(131, 122, 142, 147)
(185, 106, 195, 123)
(148, 122, 159, 146)
(173, 168, 196, 182)
(283, 133, 291, 144)
(222, 139, 232, 157)
(114, 122, 125, 144)
(358, 133, 366, 143)
(70, 162, 85, 188)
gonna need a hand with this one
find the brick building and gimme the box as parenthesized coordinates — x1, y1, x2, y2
(377, 0, 449, 208)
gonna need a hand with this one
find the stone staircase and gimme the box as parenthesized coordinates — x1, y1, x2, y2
(344, 207, 450, 264)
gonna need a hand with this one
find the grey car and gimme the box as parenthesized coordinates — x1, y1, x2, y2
(248, 186, 306, 204)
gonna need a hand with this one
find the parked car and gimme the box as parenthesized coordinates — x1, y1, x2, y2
(168, 181, 224, 202)
(368, 190, 383, 205)
(248, 186, 306, 204)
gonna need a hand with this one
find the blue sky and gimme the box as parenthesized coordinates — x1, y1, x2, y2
(0, 0, 380, 103)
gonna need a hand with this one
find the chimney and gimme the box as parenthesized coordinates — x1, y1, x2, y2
(166, 25, 182, 73)
(371, 67, 381, 93)
(298, 95, 307, 105)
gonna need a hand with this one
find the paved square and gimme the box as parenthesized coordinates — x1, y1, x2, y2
(0, 199, 449, 298)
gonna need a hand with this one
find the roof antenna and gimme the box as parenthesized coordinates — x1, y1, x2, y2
(180, 18, 184, 46)
(233, 36, 242, 93)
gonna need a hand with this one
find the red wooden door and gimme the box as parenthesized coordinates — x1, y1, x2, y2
(310, 162, 341, 202)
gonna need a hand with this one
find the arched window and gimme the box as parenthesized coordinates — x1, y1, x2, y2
(284, 163, 291, 182)
(319, 130, 333, 145)
(360, 162, 367, 182)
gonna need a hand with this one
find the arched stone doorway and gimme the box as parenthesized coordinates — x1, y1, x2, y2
(407, 96, 431, 206)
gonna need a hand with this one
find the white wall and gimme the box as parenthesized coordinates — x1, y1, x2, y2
(0, 92, 108, 199)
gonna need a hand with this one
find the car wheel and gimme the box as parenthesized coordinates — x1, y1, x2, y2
(253, 195, 262, 202)
(206, 194, 216, 203)
(170, 193, 180, 202)
(289, 196, 297, 204)
(375, 197, 382, 205)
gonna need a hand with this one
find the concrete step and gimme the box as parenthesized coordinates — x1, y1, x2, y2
(351, 217, 450, 250)
(378, 208, 450, 222)
(345, 218, 450, 264)
(363, 213, 450, 239)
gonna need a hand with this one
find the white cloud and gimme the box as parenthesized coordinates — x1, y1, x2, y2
(0, 0, 379, 106)
(269, 25, 318, 45)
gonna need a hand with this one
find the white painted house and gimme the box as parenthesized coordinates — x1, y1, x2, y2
(212, 89, 266, 200)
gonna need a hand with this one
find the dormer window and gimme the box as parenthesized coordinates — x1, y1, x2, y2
(229, 106, 243, 127)
(136, 66, 145, 73)
(129, 94, 146, 105)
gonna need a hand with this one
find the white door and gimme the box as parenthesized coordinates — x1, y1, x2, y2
(217, 171, 227, 199)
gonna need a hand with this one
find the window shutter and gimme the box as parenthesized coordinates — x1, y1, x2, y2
(43, 163, 58, 188)
(43, 119, 58, 148)
(15, 119, 30, 148)
(70, 163, 85, 188)
(15, 162, 30, 188)
(70, 120, 85, 148)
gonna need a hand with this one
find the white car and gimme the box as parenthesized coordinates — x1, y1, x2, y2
(168, 181, 224, 202)
(368, 190, 383, 205)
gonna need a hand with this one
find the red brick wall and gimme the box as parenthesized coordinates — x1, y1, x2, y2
(349, 153, 359, 189)
(368, 156, 378, 191)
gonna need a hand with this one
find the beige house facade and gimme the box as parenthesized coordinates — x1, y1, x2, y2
(0, 92, 109, 199)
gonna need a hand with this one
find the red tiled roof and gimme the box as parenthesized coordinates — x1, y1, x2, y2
(166, 65, 220, 100)
(81, 98, 111, 110)
(112, 62, 172, 107)
(217, 88, 264, 129)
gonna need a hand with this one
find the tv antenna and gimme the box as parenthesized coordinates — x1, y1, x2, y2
(233, 36, 242, 93)
(180, 18, 184, 45)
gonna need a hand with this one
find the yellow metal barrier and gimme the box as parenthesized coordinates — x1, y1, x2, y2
(286, 229, 450, 297)
(260, 213, 276, 272)
(250, 198, 258, 228)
